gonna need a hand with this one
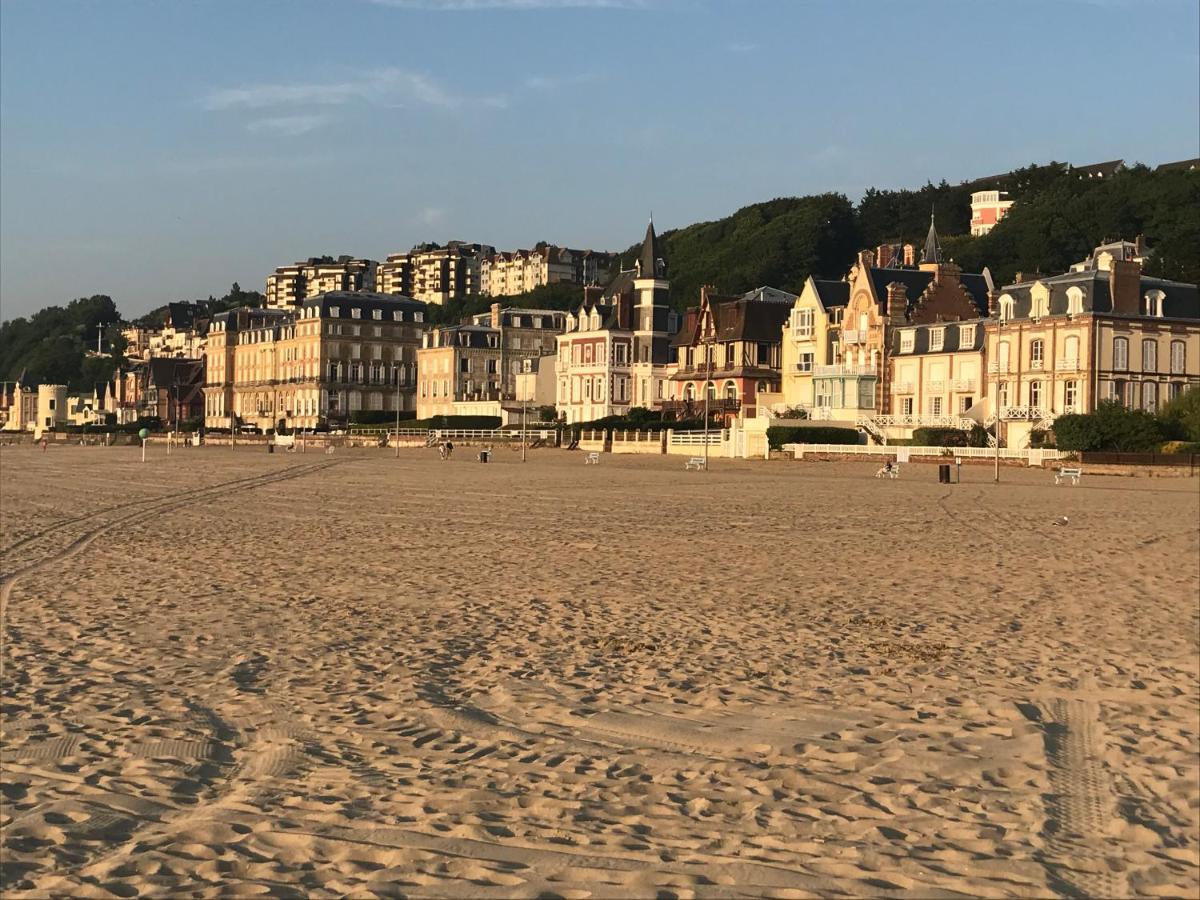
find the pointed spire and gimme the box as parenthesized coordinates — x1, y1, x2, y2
(922, 208, 942, 265)
(638, 216, 665, 279)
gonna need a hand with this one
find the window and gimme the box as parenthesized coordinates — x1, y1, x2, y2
(960, 396, 973, 413)
(900, 330, 915, 353)
(685, 383, 695, 401)
(858, 313, 868, 332)
(1064, 380, 1078, 410)
(1144, 290, 1165, 317)
(1030, 339, 1045, 369)
(794, 309, 814, 338)
(1142, 339, 1158, 373)
(656, 380, 664, 400)
(1168, 382, 1183, 402)
(959, 324, 976, 346)
(1113, 337, 1129, 371)
(797, 352, 814, 373)
(351, 308, 361, 319)
(998, 295, 1015, 322)
(372, 309, 382, 320)
(706, 382, 717, 401)
(929, 396, 943, 416)
(330, 306, 340, 318)
(725, 344, 735, 368)
(724, 382, 737, 401)
(1111, 379, 1128, 406)
(998, 341, 1011, 371)
(486, 359, 497, 375)
(1066, 287, 1084, 317)
(901, 397, 913, 415)
(1064, 335, 1080, 365)
(1030, 381, 1043, 409)
(1142, 381, 1158, 412)
(460, 358, 470, 373)
(998, 381, 1010, 408)
(1030, 287, 1049, 319)
(929, 328, 945, 352)
(757, 343, 771, 366)
(1170, 340, 1186, 374)
(615, 344, 627, 365)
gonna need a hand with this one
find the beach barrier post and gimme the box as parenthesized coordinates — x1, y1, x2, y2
(139, 427, 149, 462)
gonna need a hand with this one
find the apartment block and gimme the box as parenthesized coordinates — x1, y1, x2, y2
(265, 256, 378, 310)
(376, 242, 494, 305)
(481, 246, 615, 297)
(416, 304, 567, 419)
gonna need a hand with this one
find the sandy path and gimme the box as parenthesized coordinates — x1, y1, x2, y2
(2, 445, 1197, 898)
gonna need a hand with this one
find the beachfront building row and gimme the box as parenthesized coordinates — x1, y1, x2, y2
(480, 246, 616, 298)
(774, 230, 1200, 445)
(203, 292, 427, 432)
(416, 305, 567, 420)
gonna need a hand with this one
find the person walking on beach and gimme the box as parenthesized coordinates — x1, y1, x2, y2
(439, 442, 447, 460)
(445, 441, 454, 459)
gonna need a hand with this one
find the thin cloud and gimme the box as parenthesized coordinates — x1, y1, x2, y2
(728, 41, 757, 53)
(368, 0, 654, 9)
(202, 68, 461, 111)
(246, 115, 331, 136)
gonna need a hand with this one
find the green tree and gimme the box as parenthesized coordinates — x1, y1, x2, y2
(1053, 401, 1164, 452)
(1157, 387, 1200, 442)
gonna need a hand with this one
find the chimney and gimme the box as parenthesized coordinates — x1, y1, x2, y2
(490, 302, 502, 328)
(857, 249, 875, 271)
(1108, 258, 1142, 315)
(1134, 233, 1147, 258)
(902, 244, 916, 267)
(987, 289, 1000, 318)
(876, 244, 894, 269)
(885, 282, 908, 319)
(1014, 272, 1024, 284)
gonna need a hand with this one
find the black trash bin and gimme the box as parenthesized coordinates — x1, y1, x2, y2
(938, 463, 950, 483)
(268, 442, 275, 454)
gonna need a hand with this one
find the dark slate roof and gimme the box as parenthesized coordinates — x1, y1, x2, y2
(719, 299, 792, 343)
(811, 279, 849, 310)
(998, 271, 1199, 320)
(922, 216, 942, 264)
(638, 220, 665, 279)
(890, 319, 987, 356)
(1155, 158, 1199, 172)
(166, 302, 196, 330)
(865, 267, 991, 317)
(600, 269, 635, 302)
(740, 286, 799, 305)
(301, 291, 427, 320)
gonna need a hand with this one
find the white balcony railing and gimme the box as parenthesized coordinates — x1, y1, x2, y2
(1056, 358, 1080, 371)
(842, 329, 863, 344)
(1030, 359, 1045, 371)
(893, 381, 914, 394)
(928, 380, 945, 392)
(952, 379, 977, 392)
(1000, 406, 1048, 421)
(988, 362, 1012, 374)
(868, 414, 976, 430)
(814, 363, 878, 377)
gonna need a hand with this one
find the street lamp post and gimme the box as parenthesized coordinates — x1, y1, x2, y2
(394, 363, 402, 459)
(994, 315, 1002, 483)
(702, 340, 712, 471)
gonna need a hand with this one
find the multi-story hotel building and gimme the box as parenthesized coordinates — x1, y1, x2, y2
(555, 221, 680, 424)
(982, 240, 1199, 446)
(376, 242, 494, 305)
(416, 305, 567, 419)
(204, 292, 427, 431)
(779, 277, 848, 413)
(480, 246, 615, 297)
(265, 256, 378, 310)
(668, 286, 795, 421)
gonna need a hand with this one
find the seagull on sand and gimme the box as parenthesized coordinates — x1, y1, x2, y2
(1052, 516, 1069, 526)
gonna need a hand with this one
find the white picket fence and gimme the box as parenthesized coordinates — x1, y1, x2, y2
(668, 431, 724, 446)
(784, 443, 1063, 464)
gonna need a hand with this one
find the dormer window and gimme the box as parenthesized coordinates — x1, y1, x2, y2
(900, 330, 915, 353)
(393, 311, 403, 321)
(929, 327, 945, 352)
(1030, 283, 1050, 320)
(1066, 286, 1084, 317)
(330, 306, 340, 318)
(351, 308, 361, 319)
(372, 309, 382, 320)
(959, 324, 976, 346)
(998, 295, 1015, 322)
(414, 311, 424, 323)
(1144, 289, 1166, 318)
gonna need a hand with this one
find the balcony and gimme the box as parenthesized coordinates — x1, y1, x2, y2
(893, 382, 914, 394)
(928, 380, 946, 392)
(987, 362, 1012, 374)
(1000, 406, 1049, 421)
(952, 378, 976, 392)
(1030, 359, 1045, 371)
(842, 329, 863, 344)
(1056, 358, 1081, 371)
(661, 398, 741, 414)
(814, 363, 878, 377)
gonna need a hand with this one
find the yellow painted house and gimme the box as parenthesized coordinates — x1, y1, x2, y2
(779, 276, 848, 415)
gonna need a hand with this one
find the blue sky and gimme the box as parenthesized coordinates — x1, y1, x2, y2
(2, 0, 1197, 319)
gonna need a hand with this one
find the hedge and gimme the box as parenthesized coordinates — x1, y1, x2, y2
(405, 415, 503, 431)
(1053, 402, 1164, 452)
(767, 425, 861, 449)
(912, 425, 989, 448)
(349, 410, 416, 425)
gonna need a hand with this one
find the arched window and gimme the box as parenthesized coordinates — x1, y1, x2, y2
(1144, 290, 1165, 317)
(1170, 340, 1186, 374)
(1113, 337, 1129, 371)
(1030, 283, 1050, 319)
(1030, 339, 1045, 369)
(757, 380, 769, 393)
(685, 383, 695, 401)
(1064, 335, 1080, 365)
(998, 294, 1015, 322)
(724, 381, 738, 401)
(1142, 381, 1158, 412)
(1142, 339, 1158, 373)
(705, 382, 717, 401)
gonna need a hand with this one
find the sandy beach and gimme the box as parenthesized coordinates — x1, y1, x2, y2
(1, 444, 1198, 898)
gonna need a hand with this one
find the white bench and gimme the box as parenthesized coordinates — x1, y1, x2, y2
(685, 456, 706, 470)
(1055, 467, 1082, 485)
(874, 464, 900, 479)
(584, 452, 600, 465)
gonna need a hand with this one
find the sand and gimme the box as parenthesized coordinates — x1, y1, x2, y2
(1, 444, 1198, 898)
